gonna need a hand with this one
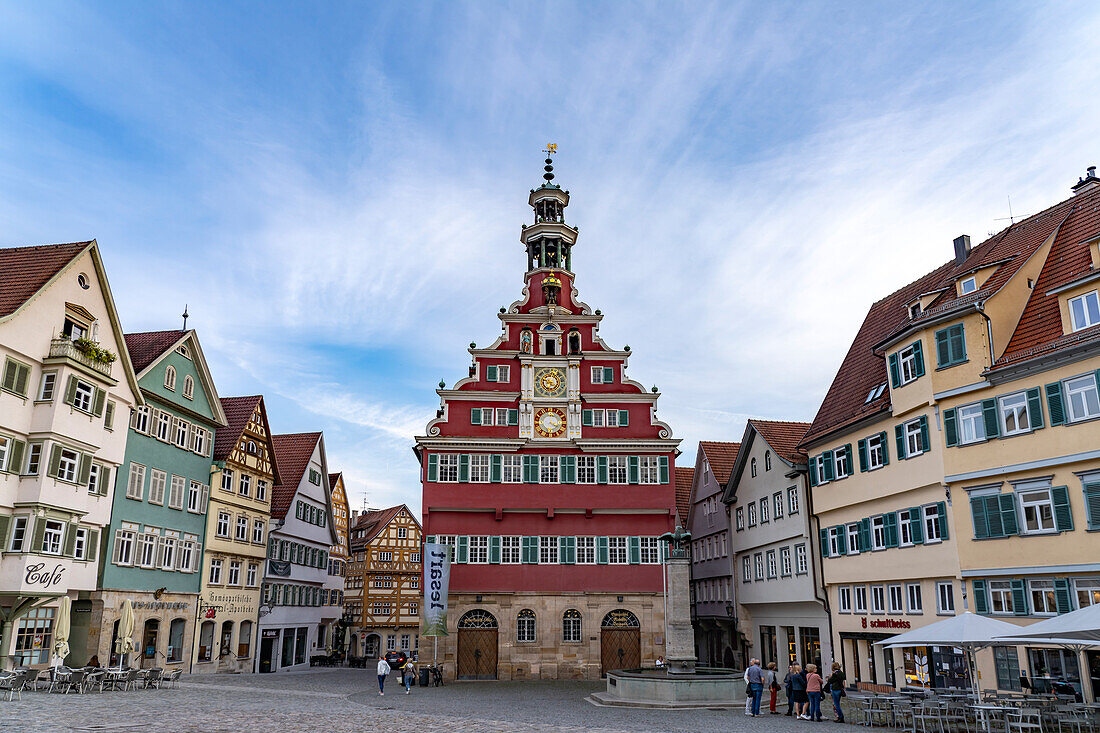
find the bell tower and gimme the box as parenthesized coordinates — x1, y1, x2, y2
(522, 145, 579, 274)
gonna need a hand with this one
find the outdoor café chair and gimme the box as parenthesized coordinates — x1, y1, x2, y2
(83, 669, 105, 693)
(48, 666, 72, 693)
(162, 669, 181, 689)
(144, 668, 162, 689)
(0, 671, 27, 701)
(62, 670, 85, 694)
(1008, 707, 1044, 733)
(914, 702, 948, 733)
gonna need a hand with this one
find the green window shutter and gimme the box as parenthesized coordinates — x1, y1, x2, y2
(972, 579, 989, 614)
(603, 367, 613, 383)
(943, 408, 958, 447)
(628, 456, 639, 484)
(582, 410, 593, 426)
(880, 432, 890, 465)
(822, 451, 834, 481)
(1084, 483, 1100, 530)
(951, 325, 967, 363)
(842, 444, 853, 475)
(919, 416, 931, 453)
(658, 456, 670, 483)
(619, 409, 629, 426)
(1010, 579, 1029, 616)
(63, 523, 78, 557)
(888, 353, 900, 388)
(1, 359, 16, 393)
(1054, 578, 1073, 614)
(489, 536, 501, 564)
(971, 496, 990, 539)
(1050, 486, 1073, 531)
(425, 535, 436, 544)
(895, 425, 906, 460)
(597, 536, 609, 564)
(819, 528, 829, 558)
(0, 515, 9, 549)
(427, 454, 438, 482)
(563, 536, 576, 564)
(523, 455, 538, 483)
(982, 399, 1000, 438)
(86, 529, 99, 562)
(909, 507, 923, 543)
(1026, 388, 1044, 430)
(884, 512, 898, 547)
(1046, 382, 1066, 426)
(597, 456, 608, 484)
(31, 518, 46, 553)
(808, 460, 818, 487)
(936, 501, 949, 540)
(935, 328, 951, 367)
(508, 409, 518, 425)
(486, 365, 498, 381)
(490, 454, 503, 483)
(104, 401, 114, 429)
(456, 536, 469, 564)
(92, 388, 106, 417)
(77, 454, 92, 486)
(14, 362, 29, 395)
(8, 440, 26, 475)
(998, 494, 1019, 536)
(470, 408, 481, 425)
(628, 536, 641, 564)
(64, 376, 78, 405)
(912, 340, 925, 377)
(561, 455, 576, 483)
(459, 454, 470, 482)
(47, 444, 63, 478)
(836, 526, 847, 555)
(857, 439, 868, 472)
(859, 519, 871, 553)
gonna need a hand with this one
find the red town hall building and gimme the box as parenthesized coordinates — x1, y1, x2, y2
(416, 156, 681, 681)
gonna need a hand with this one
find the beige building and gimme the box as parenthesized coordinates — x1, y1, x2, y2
(802, 167, 1100, 697)
(346, 505, 421, 659)
(191, 394, 278, 674)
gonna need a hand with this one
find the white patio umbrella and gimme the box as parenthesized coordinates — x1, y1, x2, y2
(875, 612, 1026, 701)
(51, 597, 71, 668)
(993, 603, 1100, 643)
(116, 600, 135, 670)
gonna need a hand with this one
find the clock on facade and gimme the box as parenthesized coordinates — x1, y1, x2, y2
(533, 406, 567, 438)
(534, 367, 567, 398)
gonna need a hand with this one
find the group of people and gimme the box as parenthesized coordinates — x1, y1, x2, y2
(376, 656, 418, 695)
(744, 659, 847, 722)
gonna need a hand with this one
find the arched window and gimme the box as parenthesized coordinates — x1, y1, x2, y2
(238, 620, 253, 658)
(751, 458, 757, 478)
(219, 620, 234, 657)
(562, 609, 582, 643)
(457, 609, 498, 628)
(164, 365, 176, 391)
(601, 609, 640, 628)
(765, 451, 772, 471)
(198, 620, 214, 662)
(516, 609, 536, 643)
(183, 375, 194, 400)
(167, 618, 186, 663)
(568, 330, 581, 355)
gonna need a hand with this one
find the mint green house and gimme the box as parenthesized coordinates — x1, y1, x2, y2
(82, 330, 227, 670)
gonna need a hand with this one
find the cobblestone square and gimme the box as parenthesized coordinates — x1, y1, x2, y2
(1, 668, 863, 732)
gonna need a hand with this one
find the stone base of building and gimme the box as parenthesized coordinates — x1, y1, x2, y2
(431, 591, 665, 682)
(88, 589, 197, 670)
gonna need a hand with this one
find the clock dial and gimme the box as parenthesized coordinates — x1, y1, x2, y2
(534, 367, 567, 397)
(534, 406, 567, 438)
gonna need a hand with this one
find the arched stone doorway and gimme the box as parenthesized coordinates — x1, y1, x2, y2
(600, 609, 640, 676)
(364, 634, 380, 658)
(456, 610, 498, 680)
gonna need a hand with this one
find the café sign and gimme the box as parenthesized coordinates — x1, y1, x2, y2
(861, 617, 911, 630)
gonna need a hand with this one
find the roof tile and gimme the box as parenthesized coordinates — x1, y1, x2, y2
(749, 419, 809, 464)
(0, 241, 91, 318)
(124, 330, 186, 373)
(674, 467, 694, 527)
(698, 441, 741, 486)
(270, 432, 322, 521)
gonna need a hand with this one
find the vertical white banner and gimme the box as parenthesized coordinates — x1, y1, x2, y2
(421, 543, 450, 637)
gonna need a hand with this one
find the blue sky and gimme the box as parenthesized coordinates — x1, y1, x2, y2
(3, 2, 1100, 513)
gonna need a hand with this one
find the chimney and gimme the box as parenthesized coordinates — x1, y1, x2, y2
(953, 234, 971, 265)
(1072, 165, 1099, 195)
(351, 509, 359, 523)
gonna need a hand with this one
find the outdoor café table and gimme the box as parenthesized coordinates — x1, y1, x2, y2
(103, 669, 128, 691)
(971, 704, 1011, 733)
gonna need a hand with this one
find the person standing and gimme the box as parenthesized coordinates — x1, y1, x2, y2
(790, 664, 808, 718)
(826, 662, 847, 722)
(784, 664, 797, 716)
(744, 665, 754, 715)
(747, 658, 765, 717)
(376, 656, 391, 695)
(403, 659, 417, 694)
(766, 661, 779, 714)
(805, 664, 824, 721)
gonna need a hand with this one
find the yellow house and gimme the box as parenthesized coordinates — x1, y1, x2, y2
(803, 168, 1100, 698)
(191, 394, 279, 674)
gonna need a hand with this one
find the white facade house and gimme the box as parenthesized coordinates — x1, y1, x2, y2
(0, 241, 142, 669)
(257, 432, 338, 672)
(723, 420, 832, 672)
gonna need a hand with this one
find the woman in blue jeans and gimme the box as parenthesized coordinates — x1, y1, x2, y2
(826, 662, 847, 722)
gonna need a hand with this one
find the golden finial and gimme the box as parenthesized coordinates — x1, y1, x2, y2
(544, 143, 557, 156)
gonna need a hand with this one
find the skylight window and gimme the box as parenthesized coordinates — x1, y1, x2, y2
(960, 277, 977, 295)
(865, 382, 888, 403)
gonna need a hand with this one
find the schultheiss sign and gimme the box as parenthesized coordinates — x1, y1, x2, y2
(861, 617, 911, 630)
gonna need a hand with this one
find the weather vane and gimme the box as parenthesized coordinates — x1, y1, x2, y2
(542, 144, 557, 183)
(544, 143, 557, 156)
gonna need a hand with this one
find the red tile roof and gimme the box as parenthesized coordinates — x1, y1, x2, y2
(674, 467, 694, 527)
(749, 420, 809, 465)
(350, 506, 405, 549)
(213, 395, 264, 461)
(270, 432, 322, 521)
(124, 330, 186, 373)
(802, 186, 1091, 446)
(0, 241, 91, 317)
(698, 441, 741, 486)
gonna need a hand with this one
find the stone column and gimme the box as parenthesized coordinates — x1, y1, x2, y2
(662, 532, 697, 675)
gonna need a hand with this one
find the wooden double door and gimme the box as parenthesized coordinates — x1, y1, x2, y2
(600, 627, 640, 675)
(457, 628, 498, 680)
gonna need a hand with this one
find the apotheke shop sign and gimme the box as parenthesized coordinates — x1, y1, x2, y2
(861, 617, 911, 630)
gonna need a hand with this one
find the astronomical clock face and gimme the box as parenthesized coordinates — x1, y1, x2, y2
(534, 406, 567, 439)
(534, 367, 566, 398)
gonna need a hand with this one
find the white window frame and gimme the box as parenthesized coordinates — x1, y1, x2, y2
(164, 365, 176, 391)
(174, 418, 190, 448)
(1064, 374, 1100, 422)
(235, 516, 248, 542)
(899, 343, 920, 385)
(867, 433, 885, 470)
(438, 454, 459, 482)
(539, 456, 559, 484)
(469, 454, 490, 483)
(187, 481, 202, 512)
(138, 531, 158, 568)
(246, 563, 258, 587)
(169, 476, 186, 510)
(216, 512, 230, 538)
(148, 469, 167, 505)
(126, 463, 146, 500)
(639, 537, 659, 564)
(741, 555, 751, 583)
(854, 586, 868, 614)
(1074, 578, 1100, 608)
(923, 504, 942, 543)
(607, 456, 627, 484)
(936, 581, 955, 615)
(38, 371, 57, 401)
(577, 456, 596, 484)
(209, 558, 223, 585)
(639, 456, 659, 484)
(57, 448, 79, 483)
(159, 536, 176, 570)
(888, 584, 904, 613)
(907, 583, 923, 614)
(753, 552, 764, 581)
(766, 549, 777, 579)
(25, 443, 42, 476)
(788, 487, 800, 515)
(898, 509, 912, 546)
(1018, 486, 1057, 534)
(238, 474, 251, 497)
(502, 535, 522, 564)
(871, 515, 886, 551)
(958, 402, 986, 444)
(773, 492, 783, 519)
(468, 535, 489, 564)
(828, 526, 842, 558)
(113, 528, 134, 565)
(1069, 290, 1100, 332)
(905, 419, 924, 457)
(72, 380, 94, 412)
(780, 546, 792, 577)
(871, 585, 886, 614)
(735, 507, 744, 531)
(838, 586, 852, 613)
(607, 536, 627, 564)
(960, 276, 977, 295)
(1029, 579, 1058, 616)
(539, 536, 559, 564)
(133, 406, 150, 433)
(999, 392, 1031, 436)
(795, 543, 808, 574)
(989, 579, 1014, 615)
(760, 498, 769, 523)
(227, 560, 241, 586)
(503, 455, 522, 483)
(155, 411, 171, 441)
(41, 520, 65, 555)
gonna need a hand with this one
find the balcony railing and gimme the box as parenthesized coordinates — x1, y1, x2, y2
(48, 338, 113, 378)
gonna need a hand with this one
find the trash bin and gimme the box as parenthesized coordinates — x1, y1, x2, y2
(419, 668, 430, 687)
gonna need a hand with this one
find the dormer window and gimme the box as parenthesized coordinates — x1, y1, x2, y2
(909, 303, 921, 319)
(63, 317, 88, 341)
(164, 365, 177, 391)
(1069, 290, 1100, 331)
(960, 276, 977, 295)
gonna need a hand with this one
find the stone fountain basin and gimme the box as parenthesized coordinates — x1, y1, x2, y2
(586, 667, 746, 709)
